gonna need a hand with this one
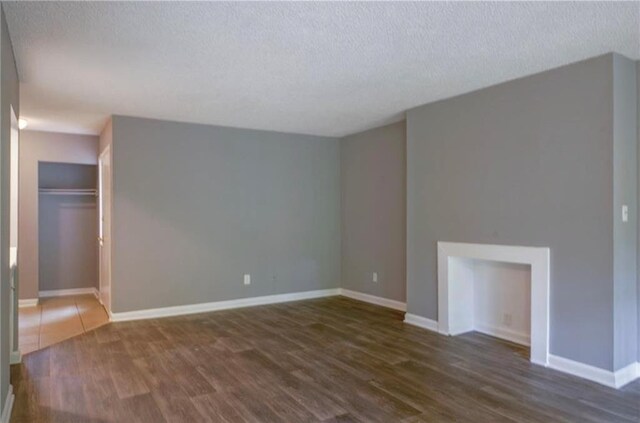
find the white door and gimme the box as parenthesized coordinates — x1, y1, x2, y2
(98, 146, 112, 314)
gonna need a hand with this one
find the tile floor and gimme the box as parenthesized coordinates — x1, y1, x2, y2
(18, 294, 109, 354)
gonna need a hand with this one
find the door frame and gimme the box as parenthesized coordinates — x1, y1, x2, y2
(9, 106, 20, 364)
(98, 145, 112, 315)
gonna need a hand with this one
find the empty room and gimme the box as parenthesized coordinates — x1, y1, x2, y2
(0, 1, 638, 422)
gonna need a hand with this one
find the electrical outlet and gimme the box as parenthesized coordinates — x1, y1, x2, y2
(372, 272, 378, 283)
(622, 205, 628, 223)
(244, 274, 251, 285)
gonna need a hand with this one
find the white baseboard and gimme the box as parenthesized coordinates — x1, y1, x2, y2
(403, 316, 638, 390)
(18, 298, 38, 308)
(111, 288, 341, 322)
(338, 288, 406, 311)
(10, 350, 21, 365)
(474, 322, 530, 346)
(39, 287, 98, 298)
(1, 385, 14, 423)
(614, 362, 640, 389)
(548, 355, 640, 389)
(403, 313, 441, 333)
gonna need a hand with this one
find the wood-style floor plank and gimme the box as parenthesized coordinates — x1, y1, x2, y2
(10, 296, 640, 422)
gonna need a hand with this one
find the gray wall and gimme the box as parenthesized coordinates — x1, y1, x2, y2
(612, 55, 638, 371)
(38, 163, 98, 292)
(110, 116, 341, 313)
(340, 121, 406, 302)
(18, 131, 98, 299)
(406, 54, 620, 370)
(0, 4, 18, 415)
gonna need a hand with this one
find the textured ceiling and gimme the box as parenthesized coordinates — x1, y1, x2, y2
(4, 1, 640, 137)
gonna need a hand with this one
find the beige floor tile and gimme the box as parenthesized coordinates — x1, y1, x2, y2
(80, 307, 109, 331)
(40, 312, 84, 334)
(41, 316, 84, 332)
(76, 299, 102, 313)
(40, 319, 84, 336)
(40, 296, 77, 308)
(74, 293, 98, 303)
(19, 304, 42, 316)
(19, 342, 39, 355)
(19, 311, 41, 324)
(19, 293, 108, 354)
(41, 305, 82, 321)
(19, 320, 42, 336)
(20, 334, 39, 345)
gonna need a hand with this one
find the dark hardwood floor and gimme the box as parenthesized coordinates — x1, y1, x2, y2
(10, 296, 640, 422)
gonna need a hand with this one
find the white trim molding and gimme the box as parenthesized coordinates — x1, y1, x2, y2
(404, 316, 639, 389)
(404, 313, 639, 389)
(548, 355, 613, 387)
(613, 362, 640, 389)
(1, 385, 14, 423)
(403, 313, 441, 333)
(437, 241, 550, 366)
(339, 289, 406, 311)
(18, 298, 38, 308)
(10, 350, 21, 365)
(549, 356, 640, 389)
(39, 287, 98, 298)
(474, 323, 530, 347)
(111, 288, 340, 322)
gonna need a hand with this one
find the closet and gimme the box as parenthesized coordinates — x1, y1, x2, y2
(38, 162, 98, 294)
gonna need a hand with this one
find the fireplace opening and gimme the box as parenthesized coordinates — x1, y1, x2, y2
(471, 259, 531, 346)
(438, 242, 549, 365)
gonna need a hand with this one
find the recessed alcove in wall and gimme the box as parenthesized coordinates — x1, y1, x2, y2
(38, 162, 98, 294)
(471, 259, 531, 346)
(438, 242, 550, 366)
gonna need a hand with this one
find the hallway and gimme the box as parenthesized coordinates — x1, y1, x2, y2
(19, 294, 109, 354)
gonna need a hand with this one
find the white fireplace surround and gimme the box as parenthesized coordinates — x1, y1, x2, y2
(437, 242, 550, 366)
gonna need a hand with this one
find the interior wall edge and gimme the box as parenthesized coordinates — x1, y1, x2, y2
(340, 120, 406, 304)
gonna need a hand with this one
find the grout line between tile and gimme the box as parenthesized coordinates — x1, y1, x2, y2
(37, 304, 42, 349)
(76, 300, 87, 333)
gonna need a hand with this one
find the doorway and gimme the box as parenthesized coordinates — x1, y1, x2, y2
(38, 162, 98, 295)
(16, 130, 109, 354)
(17, 161, 108, 352)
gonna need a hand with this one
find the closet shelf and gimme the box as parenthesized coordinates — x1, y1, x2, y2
(39, 188, 97, 196)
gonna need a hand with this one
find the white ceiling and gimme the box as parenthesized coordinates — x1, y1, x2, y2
(4, 1, 639, 137)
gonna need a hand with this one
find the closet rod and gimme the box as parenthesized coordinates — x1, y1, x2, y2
(39, 188, 97, 196)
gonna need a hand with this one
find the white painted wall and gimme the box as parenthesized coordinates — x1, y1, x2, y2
(473, 259, 531, 345)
